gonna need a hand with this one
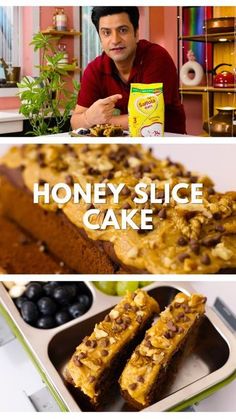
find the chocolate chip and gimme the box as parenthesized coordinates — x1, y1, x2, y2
(189, 239, 200, 255)
(123, 317, 131, 325)
(176, 312, 185, 320)
(164, 331, 174, 339)
(100, 338, 109, 347)
(182, 303, 191, 313)
(137, 376, 144, 383)
(124, 303, 132, 310)
(120, 185, 131, 196)
(178, 253, 190, 263)
(38, 178, 46, 186)
(201, 254, 211, 265)
(156, 190, 165, 201)
(65, 175, 74, 186)
(122, 202, 132, 210)
(121, 323, 128, 330)
(174, 302, 181, 309)
(96, 358, 103, 366)
(202, 233, 222, 247)
(167, 320, 178, 332)
(182, 315, 190, 322)
(144, 339, 152, 348)
(73, 356, 83, 367)
(137, 223, 154, 234)
(105, 185, 113, 196)
(157, 208, 167, 219)
(178, 326, 184, 333)
(90, 340, 97, 348)
(87, 167, 100, 175)
(185, 211, 197, 221)
(115, 317, 123, 325)
(129, 383, 137, 391)
(88, 375, 96, 383)
(136, 315, 143, 324)
(19, 164, 25, 171)
(208, 187, 215, 195)
(101, 349, 109, 356)
(213, 212, 222, 220)
(77, 352, 87, 359)
(215, 225, 225, 233)
(177, 236, 188, 246)
(85, 339, 92, 347)
(104, 314, 111, 322)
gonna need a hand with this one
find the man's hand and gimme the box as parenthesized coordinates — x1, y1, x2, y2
(85, 94, 122, 126)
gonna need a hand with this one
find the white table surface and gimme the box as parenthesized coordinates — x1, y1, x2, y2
(0, 281, 236, 412)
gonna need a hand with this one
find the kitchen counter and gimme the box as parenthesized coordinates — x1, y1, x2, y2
(0, 109, 25, 134)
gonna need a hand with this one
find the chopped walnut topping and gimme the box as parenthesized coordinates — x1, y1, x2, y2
(109, 309, 120, 320)
(134, 292, 146, 307)
(212, 243, 233, 261)
(94, 327, 108, 339)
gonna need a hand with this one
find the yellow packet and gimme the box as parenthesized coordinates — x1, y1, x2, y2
(128, 83, 164, 137)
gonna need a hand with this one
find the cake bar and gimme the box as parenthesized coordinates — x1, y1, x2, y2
(64, 289, 160, 407)
(119, 292, 206, 409)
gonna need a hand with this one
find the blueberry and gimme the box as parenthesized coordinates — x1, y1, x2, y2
(21, 301, 39, 325)
(37, 316, 56, 329)
(68, 303, 85, 319)
(65, 284, 77, 300)
(15, 296, 28, 310)
(37, 297, 57, 316)
(53, 286, 73, 305)
(77, 294, 91, 310)
(55, 310, 72, 326)
(78, 128, 90, 135)
(43, 282, 60, 297)
(25, 283, 43, 301)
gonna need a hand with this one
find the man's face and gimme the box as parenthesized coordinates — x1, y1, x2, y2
(98, 13, 139, 64)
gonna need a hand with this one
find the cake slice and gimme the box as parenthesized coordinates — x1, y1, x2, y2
(119, 292, 206, 409)
(64, 289, 160, 407)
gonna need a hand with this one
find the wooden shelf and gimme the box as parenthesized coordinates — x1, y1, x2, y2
(180, 86, 236, 93)
(41, 29, 81, 36)
(179, 31, 236, 43)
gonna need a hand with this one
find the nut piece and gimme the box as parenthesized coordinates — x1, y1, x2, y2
(109, 309, 120, 320)
(134, 292, 146, 307)
(174, 295, 186, 304)
(212, 243, 233, 261)
(94, 327, 108, 339)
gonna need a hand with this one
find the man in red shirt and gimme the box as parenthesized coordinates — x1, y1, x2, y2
(71, 6, 186, 134)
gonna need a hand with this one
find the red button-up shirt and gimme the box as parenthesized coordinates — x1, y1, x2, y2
(77, 39, 186, 134)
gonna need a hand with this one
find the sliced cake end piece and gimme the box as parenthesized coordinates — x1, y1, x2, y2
(64, 288, 160, 407)
(119, 292, 206, 410)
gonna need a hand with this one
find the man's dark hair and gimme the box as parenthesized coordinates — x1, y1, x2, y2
(91, 7, 140, 33)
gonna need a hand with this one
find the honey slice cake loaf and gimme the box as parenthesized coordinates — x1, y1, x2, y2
(119, 292, 206, 409)
(64, 289, 160, 407)
(0, 144, 236, 274)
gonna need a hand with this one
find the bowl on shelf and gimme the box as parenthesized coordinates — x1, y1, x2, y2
(204, 17, 236, 34)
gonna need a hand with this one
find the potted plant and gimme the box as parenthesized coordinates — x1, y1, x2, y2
(18, 32, 80, 136)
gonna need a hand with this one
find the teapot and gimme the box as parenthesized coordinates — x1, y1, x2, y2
(211, 63, 236, 88)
